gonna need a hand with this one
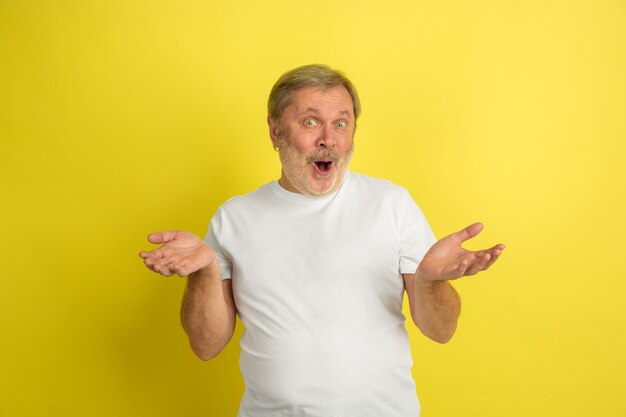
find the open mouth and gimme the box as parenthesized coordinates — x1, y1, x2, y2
(313, 160, 333, 174)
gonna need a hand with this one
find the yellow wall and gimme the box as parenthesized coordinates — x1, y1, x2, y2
(2, 1, 625, 416)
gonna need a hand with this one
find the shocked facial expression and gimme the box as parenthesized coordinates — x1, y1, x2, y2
(269, 85, 355, 197)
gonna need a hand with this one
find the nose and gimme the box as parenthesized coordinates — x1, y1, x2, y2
(316, 124, 336, 148)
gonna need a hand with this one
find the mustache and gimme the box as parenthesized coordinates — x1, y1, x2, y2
(305, 149, 340, 164)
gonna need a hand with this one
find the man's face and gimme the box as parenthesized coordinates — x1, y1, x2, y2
(269, 85, 355, 197)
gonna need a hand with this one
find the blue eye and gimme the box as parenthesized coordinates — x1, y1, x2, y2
(336, 121, 346, 128)
(304, 119, 317, 127)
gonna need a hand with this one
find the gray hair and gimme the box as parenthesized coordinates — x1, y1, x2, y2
(268, 64, 361, 125)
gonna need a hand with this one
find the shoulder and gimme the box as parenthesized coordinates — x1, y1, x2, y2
(346, 171, 411, 200)
(208, 182, 279, 232)
(217, 181, 278, 213)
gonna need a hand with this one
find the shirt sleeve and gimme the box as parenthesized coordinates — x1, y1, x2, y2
(398, 190, 437, 275)
(203, 207, 233, 280)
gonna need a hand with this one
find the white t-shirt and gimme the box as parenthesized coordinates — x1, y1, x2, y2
(204, 171, 436, 417)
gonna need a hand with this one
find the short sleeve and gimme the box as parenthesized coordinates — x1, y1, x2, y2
(398, 190, 437, 274)
(203, 208, 233, 280)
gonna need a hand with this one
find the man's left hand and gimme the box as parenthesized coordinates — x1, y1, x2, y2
(416, 223, 504, 282)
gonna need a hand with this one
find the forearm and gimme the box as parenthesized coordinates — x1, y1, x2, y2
(410, 275, 461, 343)
(181, 262, 236, 360)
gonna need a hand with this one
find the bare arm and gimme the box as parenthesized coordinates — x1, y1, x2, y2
(139, 230, 237, 360)
(403, 274, 461, 343)
(403, 223, 504, 343)
(181, 264, 236, 360)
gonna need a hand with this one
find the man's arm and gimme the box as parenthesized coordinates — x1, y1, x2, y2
(403, 223, 504, 343)
(402, 275, 461, 343)
(139, 230, 237, 360)
(182, 264, 236, 360)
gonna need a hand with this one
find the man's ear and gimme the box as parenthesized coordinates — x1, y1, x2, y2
(268, 116, 280, 149)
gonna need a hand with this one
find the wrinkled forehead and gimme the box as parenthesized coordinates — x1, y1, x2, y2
(283, 85, 355, 118)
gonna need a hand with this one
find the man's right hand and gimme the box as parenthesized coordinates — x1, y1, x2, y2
(141, 230, 235, 360)
(139, 230, 216, 277)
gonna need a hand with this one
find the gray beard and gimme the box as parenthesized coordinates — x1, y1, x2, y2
(277, 138, 354, 197)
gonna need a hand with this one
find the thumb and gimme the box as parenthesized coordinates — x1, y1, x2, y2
(147, 230, 179, 244)
(454, 222, 483, 242)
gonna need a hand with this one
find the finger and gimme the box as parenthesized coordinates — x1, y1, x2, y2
(442, 259, 469, 280)
(155, 255, 180, 268)
(453, 222, 484, 243)
(140, 249, 166, 261)
(144, 259, 167, 275)
(144, 255, 170, 270)
(143, 256, 156, 269)
(465, 253, 491, 276)
(456, 259, 469, 277)
(468, 243, 503, 260)
(483, 255, 499, 270)
(160, 269, 174, 277)
(471, 249, 487, 258)
(151, 247, 176, 259)
(172, 262, 190, 277)
(147, 230, 180, 244)
(483, 246, 504, 270)
(166, 254, 181, 264)
(152, 262, 174, 277)
(154, 258, 174, 268)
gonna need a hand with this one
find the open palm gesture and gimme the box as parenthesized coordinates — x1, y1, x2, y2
(139, 230, 216, 277)
(417, 223, 504, 282)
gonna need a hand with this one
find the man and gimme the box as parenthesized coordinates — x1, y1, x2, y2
(139, 64, 504, 417)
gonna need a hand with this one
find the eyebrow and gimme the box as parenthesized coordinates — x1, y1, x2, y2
(302, 108, 352, 117)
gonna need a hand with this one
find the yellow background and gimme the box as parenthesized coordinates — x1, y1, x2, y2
(2, 1, 625, 416)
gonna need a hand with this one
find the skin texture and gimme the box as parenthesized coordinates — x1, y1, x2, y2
(139, 86, 505, 358)
(403, 222, 504, 343)
(268, 85, 355, 197)
(139, 231, 234, 360)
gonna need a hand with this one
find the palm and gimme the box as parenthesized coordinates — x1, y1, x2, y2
(417, 223, 504, 282)
(139, 230, 216, 277)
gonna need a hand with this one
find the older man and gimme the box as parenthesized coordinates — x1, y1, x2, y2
(140, 64, 504, 417)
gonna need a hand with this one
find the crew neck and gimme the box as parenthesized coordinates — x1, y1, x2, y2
(270, 171, 351, 204)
